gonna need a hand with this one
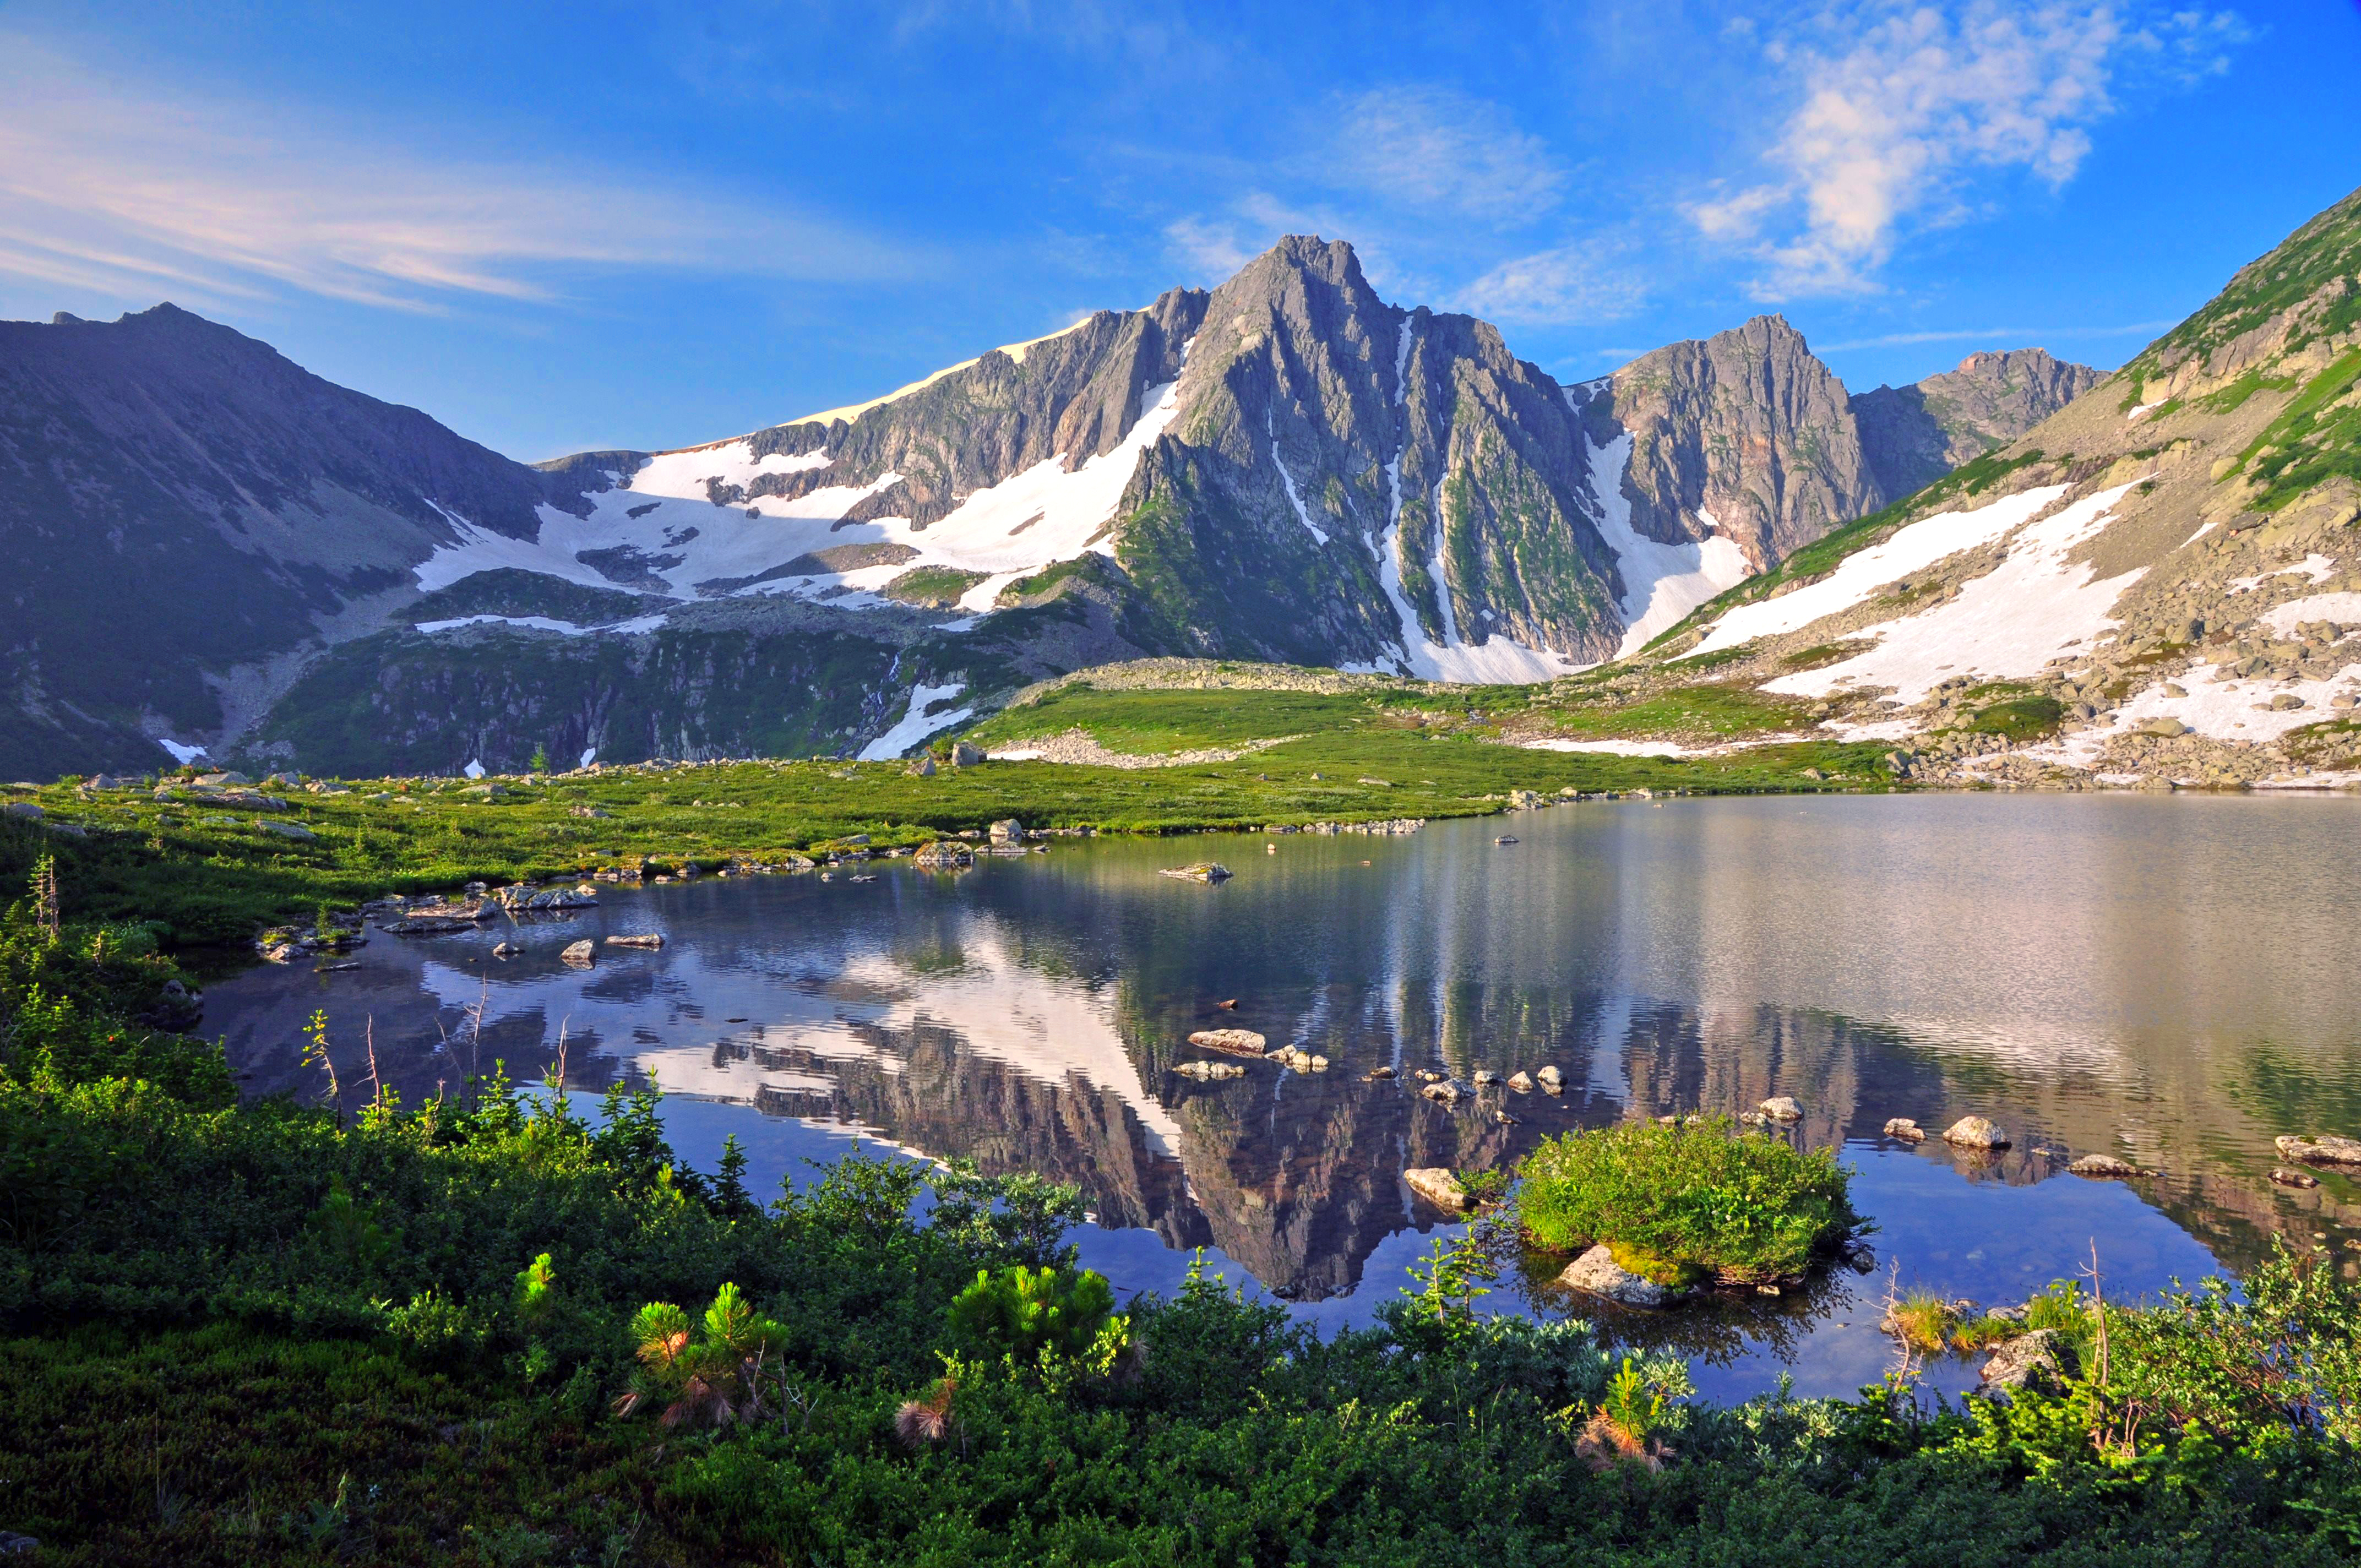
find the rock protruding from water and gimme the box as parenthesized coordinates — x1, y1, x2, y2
(606, 933, 665, 950)
(1760, 1096, 1803, 1121)
(2276, 1134, 2361, 1167)
(1979, 1330, 2076, 1395)
(1159, 862, 1232, 883)
(1188, 1028, 1267, 1057)
(1558, 1245, 1672, 1309)
(560, 940, 594, 966)
(2270, 1167, 2322, 1188)
(1944, 1116, 2011, 1150)
(1883, 1118, 1927, 1142)
(912, 841, 972, 868)
(1535, 1065, 1564, 1093)
(1171, 1060, 1245, 1081)
(2069, 1153, 2142, 1178)
(1403, 1168, 1469, 1210)
(988, 818, 1024, 845)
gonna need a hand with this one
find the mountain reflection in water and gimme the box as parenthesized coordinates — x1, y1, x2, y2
(209, 794, 2361, 1356)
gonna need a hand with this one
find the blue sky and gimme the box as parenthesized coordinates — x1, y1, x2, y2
(3, 1, 2355, 461)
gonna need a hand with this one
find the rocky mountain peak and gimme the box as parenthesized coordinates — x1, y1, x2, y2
(1588, 311, 1873, 568)
(1852, 346, 2101, 503)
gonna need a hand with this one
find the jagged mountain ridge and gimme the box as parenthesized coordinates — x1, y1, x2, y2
(0, 246, 2089, 774)
(1640, 184, 2361, 792)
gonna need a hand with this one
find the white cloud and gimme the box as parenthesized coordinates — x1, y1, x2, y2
(1815, 317, 2179, 350)
(1161, 215, 1260, 279)
(1694, 3, 2250, 298)
(1455, 242, 1647, 325)
(1319, 85, 1566, 221)
(0, 38, 915, 316)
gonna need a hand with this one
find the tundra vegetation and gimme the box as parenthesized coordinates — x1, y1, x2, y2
(0, 674, 1898, 943)
(3, 851, 2361, 1562)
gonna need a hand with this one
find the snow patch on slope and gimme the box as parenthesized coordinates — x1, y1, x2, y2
(1687, 484, 2071, 660)
(1269, 409, 1330, 545)
(2064, 658, 2361, 753)
(411, 360, 1190, 625)
(412, 613, 674, 638)
(1348, 318, 1579, 682)
(1358, 460, 1580, 683)
(858, 683, 971, 760)
(921, 371, 1188, 612)
(2263, 593, 2361, 634)
(1580, 432, 1752, 658)
(1762, 483, 2145, 705)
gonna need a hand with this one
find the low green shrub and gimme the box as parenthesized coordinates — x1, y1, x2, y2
(946, 1264, 1122, 1366)
(1516, 1118, 1860, 1283)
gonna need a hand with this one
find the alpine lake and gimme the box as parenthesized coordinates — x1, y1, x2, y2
(206, 792, 2361, 1403)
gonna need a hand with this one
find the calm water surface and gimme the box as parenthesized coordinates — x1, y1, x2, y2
(207, 794, 2361, 1401)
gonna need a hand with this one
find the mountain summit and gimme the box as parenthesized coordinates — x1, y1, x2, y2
(0, 243, 2093, 774)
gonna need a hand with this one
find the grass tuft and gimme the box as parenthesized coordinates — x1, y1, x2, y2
(1516, 1118, 1860, 1285)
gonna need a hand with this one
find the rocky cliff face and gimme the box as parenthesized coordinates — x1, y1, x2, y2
(1852, 347, 2102, 503)
(1, 246, 2083, 776)
(1582, 314, 1879, 571)
(1579, 323, 2098, 574)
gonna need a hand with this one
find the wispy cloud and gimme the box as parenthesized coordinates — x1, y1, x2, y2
(1693, 3, 2252, 299)
(0, 39, 917, 316)
(1815, 318, 2181, 351)
(1455, 241, 1647, 325)
(1318, 85, 1566, 222)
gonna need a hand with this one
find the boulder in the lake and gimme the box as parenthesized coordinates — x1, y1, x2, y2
(988, 818, 1023, 844)
(1508, 1070, 1533, 1092)
(1944, 1116, 2011, 1150)
(1760, 1096, 1803, 1121)
(1158, 862, 1232, 883)
(2270, 1167, 2322, 1189)
(1979, 1331, 2077, 1395)
(1188, 1028, 1268, 1057)
(1535, 1064, 1564, 1091)
(1882, 1118, 1927, 1142)
(2276, 1134, 2361, 1167)
(559, 940, 594, 966)
(491, 941, 519, 959)
(1559, 1245, 1672, 1309)
(1365, 1064, 1396, 1080)
(912, 841, 972, 869)
(1419, 1079, 1466, 1105)
(2069, 1153, 2143, 1178)
(1403, 1168, 1470, 1210)
(1472, 1069, 1500, 1086)
(1172, 1060, 1244, 1081)
(606, 933, 665, 950)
